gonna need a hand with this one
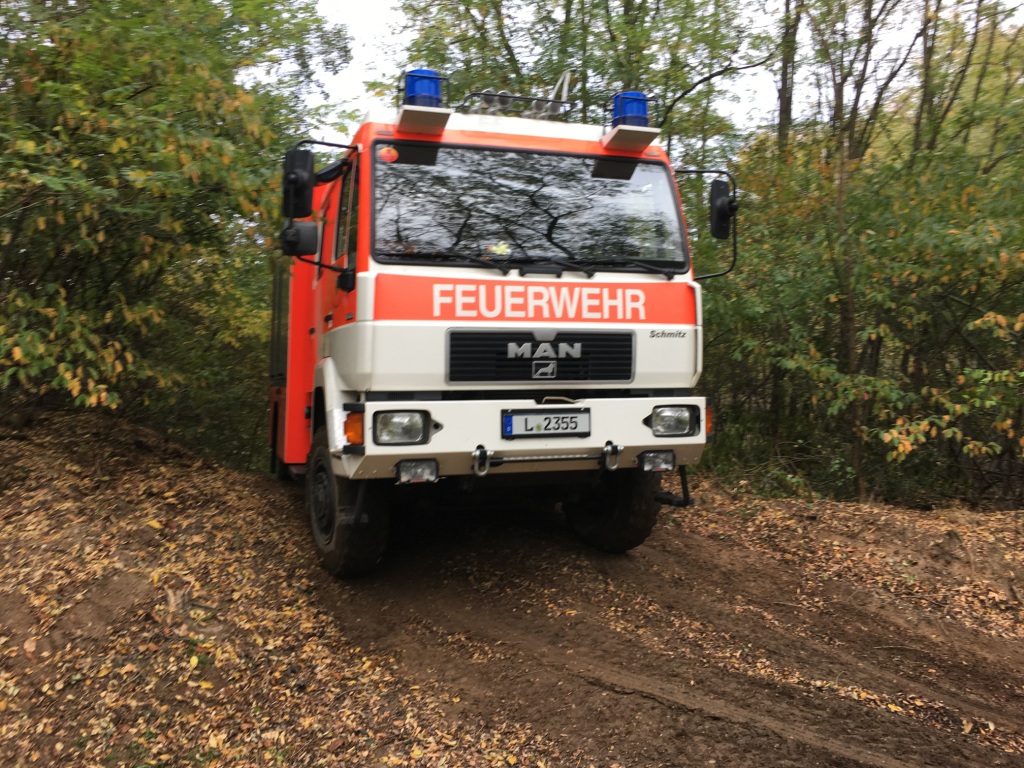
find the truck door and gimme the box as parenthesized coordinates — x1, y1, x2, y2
(327, 154, 359, 330)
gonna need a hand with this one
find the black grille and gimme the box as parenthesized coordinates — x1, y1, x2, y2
(448, 331, 634, 383)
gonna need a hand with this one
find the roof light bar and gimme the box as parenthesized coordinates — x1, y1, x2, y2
(457, 90, 573, 119)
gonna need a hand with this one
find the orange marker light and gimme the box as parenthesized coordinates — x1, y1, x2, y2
(344, 412, 365, 445)
(378, 146, 399, 163)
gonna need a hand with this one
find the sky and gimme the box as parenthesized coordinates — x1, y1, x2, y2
(317, 0, 411, 139)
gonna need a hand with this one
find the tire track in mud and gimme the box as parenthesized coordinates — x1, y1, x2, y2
(313, 504, 1024, 767)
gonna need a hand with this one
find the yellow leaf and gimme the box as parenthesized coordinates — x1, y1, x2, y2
(199, 680, 214, 690)
(11, 346, 22, 362)
(146, 519, 163, 530)
(190, 655, 199, 668)
(207, 732, 226, 749)
(36, 217, 46, 231)
(886, 703, 902, 712)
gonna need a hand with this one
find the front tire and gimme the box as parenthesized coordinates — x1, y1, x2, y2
(564, 469, 661, 553)
(306, 427, 389, 576)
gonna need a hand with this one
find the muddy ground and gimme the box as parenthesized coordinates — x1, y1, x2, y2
(1, 411, 1023, 767)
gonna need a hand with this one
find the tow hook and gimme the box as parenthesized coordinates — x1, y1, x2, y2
(472, 445, 494, 477)
(602, 441, 622, 470)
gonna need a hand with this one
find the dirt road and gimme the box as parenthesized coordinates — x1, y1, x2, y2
(325, 489, 1024, 767)
(2, 412, 1023, 766)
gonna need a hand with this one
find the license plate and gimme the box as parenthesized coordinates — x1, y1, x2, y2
(501, 409, 591, 439)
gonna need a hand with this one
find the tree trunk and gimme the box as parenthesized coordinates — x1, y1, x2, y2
(777, 0, 802, 155)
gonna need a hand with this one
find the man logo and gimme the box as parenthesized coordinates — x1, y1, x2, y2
(532, 361, 557, 379)
(507, 342, 582, 360)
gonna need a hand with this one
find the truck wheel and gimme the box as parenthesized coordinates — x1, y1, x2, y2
(564, 470, 661, 553)
(306, 427, 389, 576)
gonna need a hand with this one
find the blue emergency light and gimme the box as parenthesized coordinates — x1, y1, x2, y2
(404, 69, 443, 108)
(612, 91, 650, 128)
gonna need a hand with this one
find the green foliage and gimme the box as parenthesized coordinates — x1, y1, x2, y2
(130, 245, 272, 468)
(0, 0, 348, 465)
(705, 36, 1024, 505)
(0, 285, 162, 410)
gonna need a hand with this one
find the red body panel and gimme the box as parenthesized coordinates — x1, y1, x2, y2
(280, 255, 318, 466)
(374, 274, 697, 324)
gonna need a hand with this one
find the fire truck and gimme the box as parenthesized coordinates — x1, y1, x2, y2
(270, 70, 737, 576)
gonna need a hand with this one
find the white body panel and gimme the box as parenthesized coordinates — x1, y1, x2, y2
(344, 322, 701, 392)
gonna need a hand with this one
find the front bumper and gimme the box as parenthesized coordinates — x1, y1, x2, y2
(331, 396, 705, 481)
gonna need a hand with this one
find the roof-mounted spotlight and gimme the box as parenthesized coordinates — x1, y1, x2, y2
(397, 68, 453, 136)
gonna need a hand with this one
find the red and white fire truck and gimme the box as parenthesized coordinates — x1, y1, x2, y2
(270, 71, 737, 575)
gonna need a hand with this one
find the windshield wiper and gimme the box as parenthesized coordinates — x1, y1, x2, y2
(507, 255, 596, 278)
(582, 257, 680, 280)
(378, 248, 510, 274)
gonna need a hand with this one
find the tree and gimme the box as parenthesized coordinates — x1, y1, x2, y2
(707, 0, 1024, 505)
(0, 0, 348, 458)
(395, 0, 770, 153)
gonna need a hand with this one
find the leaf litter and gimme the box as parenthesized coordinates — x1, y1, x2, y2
(0, 412, 565, 767)
(1, 412, 1023, 765)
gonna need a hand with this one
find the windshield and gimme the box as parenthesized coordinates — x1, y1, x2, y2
(373, 143, 688, 269)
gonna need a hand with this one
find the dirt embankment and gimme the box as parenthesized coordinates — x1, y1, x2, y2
(1, 411, 1023, 767)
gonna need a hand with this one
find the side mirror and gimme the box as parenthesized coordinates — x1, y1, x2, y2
(282, 148, 315, 219)
(280, 221, 318, 256)
(709, 178, 736, 240)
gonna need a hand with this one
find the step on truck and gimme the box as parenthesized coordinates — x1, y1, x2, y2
(270, 70, 738, 576)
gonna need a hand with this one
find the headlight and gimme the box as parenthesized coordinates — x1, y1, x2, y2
(650, 405, 699, 437)
(373, 411, 430, 445)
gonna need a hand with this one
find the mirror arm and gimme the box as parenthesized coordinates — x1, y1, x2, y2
(675, 168, 739, 281)
(695, 219, 738, 282)
(291, 253, 355, 275)
(289, 138, 357, 153)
